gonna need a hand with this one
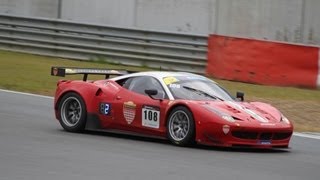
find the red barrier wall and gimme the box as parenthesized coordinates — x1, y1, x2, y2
(206, 35, 319, 88)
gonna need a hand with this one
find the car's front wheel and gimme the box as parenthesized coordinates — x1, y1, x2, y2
(58, 92, 87, 132)
(167, 106, 195, 146)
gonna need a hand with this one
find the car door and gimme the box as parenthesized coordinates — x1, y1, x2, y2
(113, 76, 169, 136)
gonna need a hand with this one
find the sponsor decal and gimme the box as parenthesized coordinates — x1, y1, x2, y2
(142, 105, 160, 128)
(123, 101, 136, 124)
(222, 125, 230, 134)
(53, 67, 58, 76)
(100, 103, 111, 115)
(163, 76, 179, 85)
(65, 69, 76, 74)
(258, 140, 271, 145)
(261, 123, 275, 126)
(169, 84, 181, 88)
(65, 69, 120, 74)
(110, 70, 120, 74)
(185, 76, 206, 80)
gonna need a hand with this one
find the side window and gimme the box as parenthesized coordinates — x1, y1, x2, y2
(122, 76, 167, 99)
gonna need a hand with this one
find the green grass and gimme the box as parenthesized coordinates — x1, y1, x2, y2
(215, 79, 320, 101)
(0, 50, 150, 95)
(1, 50, 320, 132)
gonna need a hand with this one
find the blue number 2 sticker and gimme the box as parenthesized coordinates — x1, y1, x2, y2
(100, 103, 111, 115)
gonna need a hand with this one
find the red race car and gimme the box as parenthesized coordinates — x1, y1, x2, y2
(51, 67, 293, 148)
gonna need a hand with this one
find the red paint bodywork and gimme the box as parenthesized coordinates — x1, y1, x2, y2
(54, 79, 293, 148)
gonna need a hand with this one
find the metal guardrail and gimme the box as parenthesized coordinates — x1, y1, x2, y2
(0, 14, 208, 73)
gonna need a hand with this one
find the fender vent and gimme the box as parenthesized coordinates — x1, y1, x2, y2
(259, 133, 272, 140)
(232, 131, 292, 140)
(232, 131, 258, 140)
(95, 88, 103, 96)
(273, 132, 292, 140)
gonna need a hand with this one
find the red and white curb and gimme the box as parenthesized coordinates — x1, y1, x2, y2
(317, 49, 320, 88)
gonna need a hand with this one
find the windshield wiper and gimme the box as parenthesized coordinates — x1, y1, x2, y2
(182, 86, 224, 101)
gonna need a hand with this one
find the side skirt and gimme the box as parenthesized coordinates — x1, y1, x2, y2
(85, 113, 166, 141)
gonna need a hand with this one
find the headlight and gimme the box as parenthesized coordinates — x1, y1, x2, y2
(281, 114, 290, 124)
(203, 105, 236, 123)
(222, 115, 236, 123)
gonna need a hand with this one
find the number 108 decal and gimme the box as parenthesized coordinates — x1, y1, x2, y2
(142, 105, 160, 128)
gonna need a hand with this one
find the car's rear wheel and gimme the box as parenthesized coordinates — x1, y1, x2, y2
(167, 106, 195, 146)
(58, 92, 87, 132)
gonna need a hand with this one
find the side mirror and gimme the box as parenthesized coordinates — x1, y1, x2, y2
(144, 89, 164, 101)
(145, 89, 158, 96)
(236, 92, 244, 101)
(144, 89, 158, 99)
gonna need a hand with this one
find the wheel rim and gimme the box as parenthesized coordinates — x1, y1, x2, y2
(168, 110, 190, 141)
(61, 97, 82, 127)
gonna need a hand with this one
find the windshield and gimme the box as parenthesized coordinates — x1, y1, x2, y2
(163, 76, 234, 101)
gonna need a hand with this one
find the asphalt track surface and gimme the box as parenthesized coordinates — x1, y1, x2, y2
(1, 90, 320, 180)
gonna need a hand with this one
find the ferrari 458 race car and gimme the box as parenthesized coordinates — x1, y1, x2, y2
(51, 67, 293, 148)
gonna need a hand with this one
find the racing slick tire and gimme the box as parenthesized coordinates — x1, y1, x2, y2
(167, 106, 195, 146)
(58, 92, 87, 132)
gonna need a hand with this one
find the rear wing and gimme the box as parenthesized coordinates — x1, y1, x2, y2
(51, 67, 132, 81)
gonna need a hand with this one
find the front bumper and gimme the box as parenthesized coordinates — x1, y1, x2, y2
(196, 122, 293, 148)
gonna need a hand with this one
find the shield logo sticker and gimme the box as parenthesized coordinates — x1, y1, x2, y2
(53, 67, 58, 76)
(123, 101, 136, 124)
(222, 125, 230, 135)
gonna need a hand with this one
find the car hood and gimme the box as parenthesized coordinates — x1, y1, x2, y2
(200, 101, 282, 123)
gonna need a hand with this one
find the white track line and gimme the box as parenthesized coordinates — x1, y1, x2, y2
(1, 89, 320, 140)
(293, 133, 320, 140)
(0, 89, 53, 99)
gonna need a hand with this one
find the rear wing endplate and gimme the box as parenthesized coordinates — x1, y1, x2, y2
(51, 67, 131, 81)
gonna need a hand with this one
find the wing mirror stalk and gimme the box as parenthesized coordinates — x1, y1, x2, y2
(145, 89, 163, 101)
(236, 92, 244, 101)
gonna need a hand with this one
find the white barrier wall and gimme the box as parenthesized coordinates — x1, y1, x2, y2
(216, 0, 304, 42)
(61, 0, 136, 27)
(135, 0, 213, 33)
(215, 0, 319, 45)
(0, 0, 59, 18)
(0, 0, 319, 45)
(304, 0, 320, 45)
